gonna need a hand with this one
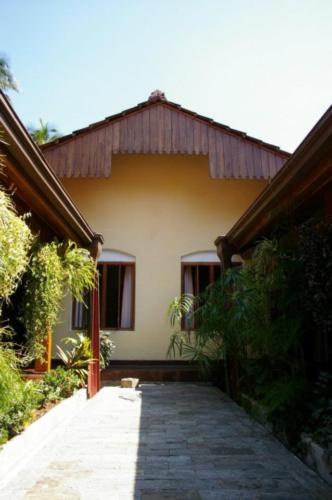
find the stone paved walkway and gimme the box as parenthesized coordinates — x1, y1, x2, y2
(1, 383, 331, 499)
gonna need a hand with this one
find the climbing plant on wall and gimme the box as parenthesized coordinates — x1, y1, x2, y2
(22, 242, 64, 360)
(21, 240, 96, 360)
(0, 189, 32, 310)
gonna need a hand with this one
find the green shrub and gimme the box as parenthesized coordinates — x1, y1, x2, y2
(0, 341, 41, 444)
(56, 333, 92, 384)
(0, 353, 83, 444)
(40, 366, 81, 403)
(100, 331, 115, 369)
(0, 380, 42, 444)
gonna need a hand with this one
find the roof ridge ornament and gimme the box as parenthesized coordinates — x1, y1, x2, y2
(148, 89, 166, 103)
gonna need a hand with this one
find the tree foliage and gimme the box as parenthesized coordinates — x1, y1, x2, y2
(28, 119, 60, 145)
(0, 55, 19, 95)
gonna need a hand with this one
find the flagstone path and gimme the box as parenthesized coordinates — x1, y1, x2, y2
(1, 383, 330, 499)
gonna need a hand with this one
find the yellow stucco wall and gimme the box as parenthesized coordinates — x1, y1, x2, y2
(53, 154, 266, 360)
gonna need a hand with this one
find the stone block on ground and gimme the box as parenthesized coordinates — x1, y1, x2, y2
(121, 377, 139, 388)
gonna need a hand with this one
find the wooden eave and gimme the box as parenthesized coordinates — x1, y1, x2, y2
(41, 95, 290, 179)
(0, 91, 101, 247)
(216, 105, 332, 253)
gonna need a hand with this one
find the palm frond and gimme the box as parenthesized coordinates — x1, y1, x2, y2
(167, 293, 195, 328)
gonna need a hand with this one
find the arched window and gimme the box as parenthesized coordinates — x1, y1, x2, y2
(72, 250, 135, 330)
(181, 251, 221, 329)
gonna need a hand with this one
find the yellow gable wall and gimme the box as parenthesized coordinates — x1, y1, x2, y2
(53, 154, 266, 360)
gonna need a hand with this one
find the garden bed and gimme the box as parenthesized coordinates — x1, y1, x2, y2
(240, 392, 272, 431)
(240, 392, 332, 486)
(300, 434, 332, 486)
(0, 388, 87, 490)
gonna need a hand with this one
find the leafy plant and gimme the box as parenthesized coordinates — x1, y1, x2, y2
(167, 294, 195, 329)
(167, 293, 195, 358)
(167, 269, 246, 385)
(0, 334, 41, 444)
(167, 236, 307, 409)
(0, 188, 32, 309)
(56, 333, 92, 384)
(22, 242, 64, 361)
(0, 381, 42, 444)
(60, 240, 96, 302)
(39, 366, 81, 402)
(240, 239, 303, 362)
(100, 331, 115, 369)
(21, 240, 96, 361)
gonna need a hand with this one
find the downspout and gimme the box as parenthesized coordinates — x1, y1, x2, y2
(88, 233, 104, 397)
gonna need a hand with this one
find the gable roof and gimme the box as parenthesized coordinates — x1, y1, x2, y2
(42, 90, 289, 179)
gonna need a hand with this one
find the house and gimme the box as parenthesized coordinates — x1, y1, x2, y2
(42, 90, 289, 370)
(0, 90, 103, 396)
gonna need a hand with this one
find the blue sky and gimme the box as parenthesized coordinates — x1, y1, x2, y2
(1, 0, 331, 152)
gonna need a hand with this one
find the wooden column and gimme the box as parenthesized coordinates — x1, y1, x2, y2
(34, 330, 52, 372)
(88, 285, 101, 397)
(88, 234, 103, 398)
(214, 235, 240, 402)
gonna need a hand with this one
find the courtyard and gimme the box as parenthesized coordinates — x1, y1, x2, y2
(1, 383, 330, 499)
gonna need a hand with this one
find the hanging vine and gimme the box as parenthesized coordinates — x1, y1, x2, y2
(21, 240, 96, 360)
(0, 188, 32, 310)
(22, 242, 63, 360)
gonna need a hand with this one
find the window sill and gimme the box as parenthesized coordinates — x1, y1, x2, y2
(101, 328, 135, 332)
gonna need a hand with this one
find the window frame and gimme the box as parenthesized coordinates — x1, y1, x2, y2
(180, 261, 221, 331)
(98, 261, 135, 331)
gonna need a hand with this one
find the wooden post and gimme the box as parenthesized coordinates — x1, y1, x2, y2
(87, 234, 103, 398)
(88, 284, 101, 397)
(34, 330, 52, 372)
